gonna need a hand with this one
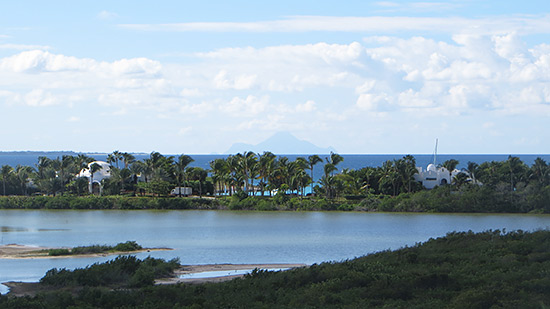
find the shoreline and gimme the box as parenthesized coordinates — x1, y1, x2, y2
(156, 263, 308, 285)
(0, 244, 172, 260)
(4, 263, 308, 297)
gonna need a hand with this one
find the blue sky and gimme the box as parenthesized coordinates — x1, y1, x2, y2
(1, 1, 550, 154)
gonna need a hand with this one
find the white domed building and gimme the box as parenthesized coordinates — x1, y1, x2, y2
(77, 161, 111, 195)
(414, 164, 451, 189)
(414, 164, 472, 189)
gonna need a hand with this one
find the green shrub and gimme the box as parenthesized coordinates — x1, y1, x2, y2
(113, 241, 142, 252)
(48, 248, 71, 256)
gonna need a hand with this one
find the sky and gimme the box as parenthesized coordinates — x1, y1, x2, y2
(1, 1, 550, 154)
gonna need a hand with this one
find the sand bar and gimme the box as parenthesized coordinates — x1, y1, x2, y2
(0, 244, 171, 260)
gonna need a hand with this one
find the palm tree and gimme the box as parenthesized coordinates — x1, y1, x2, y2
(210, 158, 229, 196)
(174, 154, 194, 196)
(443, 159, 459, 184)
(107, 151, 123, 169)
(15, 165, 34, 196)
(35, 156, 51, 180)
(530, 157, 548, 185)
(237, 151, 257, 195)
(75, 154, 95, 172)
(307, 155, 322, 196)
(257, 152, 276, 196)
(121, 152, 136, 169)
(325, 152, 344, 176)
(189, 167, 207, 197)
(1, 165, 14, 196)
(88, 162, 103, 195)
(467, 161, 479, 184)
(379, 160, 398, 196)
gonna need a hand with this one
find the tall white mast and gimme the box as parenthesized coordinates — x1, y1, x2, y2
(433, 138, 438, 166)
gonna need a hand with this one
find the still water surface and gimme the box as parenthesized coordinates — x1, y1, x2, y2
(1, 210, 550, 293)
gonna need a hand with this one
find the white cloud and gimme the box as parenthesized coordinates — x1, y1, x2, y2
(24, 89, 57, 106)
(180, 88, 202, 97)
(178, 127, 192, 135)
(67, 116, 80, 122)
(222, 95, 269, 116)
(97, 10, 118, 20)
(0, 50, 161, 76)
(296, 100, 316, 113)
(357, 93, 390, 111)
(119, 15, 550, 35)
(214, 70, 257, 90)
(0, 43, 50, 51)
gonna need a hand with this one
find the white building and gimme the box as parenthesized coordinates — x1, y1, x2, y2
(414, 164, 471, 189)
(77, 161, 111, 194)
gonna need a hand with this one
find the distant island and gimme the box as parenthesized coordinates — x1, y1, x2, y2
(225, 131, 336, 154)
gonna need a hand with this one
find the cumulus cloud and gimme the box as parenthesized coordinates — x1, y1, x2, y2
(360, 33, 550, 115)
(0, 50, 161, 76)
(221, 95, 269, 116)
(2, 31, 550, 125)
(24, 89, 57, 106)
(296, 100, 316, 113)
(214, 70, 257, 90)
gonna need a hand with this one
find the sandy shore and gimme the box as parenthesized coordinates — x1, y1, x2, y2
(0, 244, 171, 259)
(156, 263, 308, 285)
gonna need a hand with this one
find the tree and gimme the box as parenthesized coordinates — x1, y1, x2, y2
(307, 155, 322, 196)
(15, 165, 34, 196)
(1, 165, 14, 196)
(88, 163, 103, 195)
(236, 151, 257, 195)
(107, 151, 123, 169)
(467, 161, 479, 184)
(257, 152, 276, 196)
(189, 167, 207, 197)
(210, 158, 229, 196)
(174, 154, 194, 196)
(120, 152, 136, 169)
(443, 159, 459, 184)
(529, 157, 548, 186)
(325, 152, 344, 176)
(379, 160, 398, 196)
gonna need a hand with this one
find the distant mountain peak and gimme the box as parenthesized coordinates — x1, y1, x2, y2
(225, 132, 336, 154)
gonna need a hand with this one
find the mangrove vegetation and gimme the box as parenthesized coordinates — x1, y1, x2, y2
(1, 230, 549, 308)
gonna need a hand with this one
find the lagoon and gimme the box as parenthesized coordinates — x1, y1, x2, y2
(1, 209, 550, 294)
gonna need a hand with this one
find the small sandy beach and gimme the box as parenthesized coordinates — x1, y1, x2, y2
(156, 263, 308, 285)
(0, 244, 171, 260)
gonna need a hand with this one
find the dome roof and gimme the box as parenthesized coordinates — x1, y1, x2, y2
(77, 161, 111, 182)
(427, 164, 436, 172)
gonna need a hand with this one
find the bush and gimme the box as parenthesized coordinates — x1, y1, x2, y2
(48, 249, 71, 256)
(113, 241, 142, 252)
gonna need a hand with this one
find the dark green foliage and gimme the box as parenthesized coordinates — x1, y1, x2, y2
(113, 241, 142, 252)
(4, 230, 550, 308)
(47, 241, 143, 256)
(39, 255, 179, 288)
(47, 248, 71, 256)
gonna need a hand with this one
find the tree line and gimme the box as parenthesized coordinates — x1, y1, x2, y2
(1, 152, 550, 212)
